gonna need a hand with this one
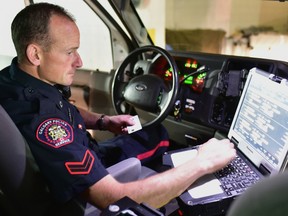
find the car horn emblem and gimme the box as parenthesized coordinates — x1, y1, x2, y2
(135, 84, 147, 91)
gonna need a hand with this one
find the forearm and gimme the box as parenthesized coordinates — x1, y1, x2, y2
(77, 107, 109, 130)
(124, 159, 205, 208)
(84, 138, 235, 209)
(77, 107, 133, 133)
(85, 158, 206, 209)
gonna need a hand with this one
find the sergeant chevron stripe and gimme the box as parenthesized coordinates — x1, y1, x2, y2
(65, 150, 94, 175)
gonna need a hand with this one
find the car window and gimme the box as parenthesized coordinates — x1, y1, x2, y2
(0, 0, 25, 58)
(0, 0, 114, 71)
(2, 0, 288, 69)
(134, 0, 288, 62)
(33, 0, 113, 71)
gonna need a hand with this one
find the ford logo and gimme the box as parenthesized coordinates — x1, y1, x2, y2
(135, 84, 147, 91)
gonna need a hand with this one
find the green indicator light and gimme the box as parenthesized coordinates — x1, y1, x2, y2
(197, 72, 206, 79)
(191, 63, 197, 68)
(184, 75, 193, 85)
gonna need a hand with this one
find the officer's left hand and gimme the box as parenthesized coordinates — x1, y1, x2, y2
(105, 115, 134, 134)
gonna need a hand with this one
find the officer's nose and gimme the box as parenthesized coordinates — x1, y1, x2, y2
(74, 52, 83, 68)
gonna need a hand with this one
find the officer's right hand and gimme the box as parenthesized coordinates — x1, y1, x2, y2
(196, 138, 236, 174)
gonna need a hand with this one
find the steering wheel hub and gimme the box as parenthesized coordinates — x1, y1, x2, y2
(124, 74, 168, 112)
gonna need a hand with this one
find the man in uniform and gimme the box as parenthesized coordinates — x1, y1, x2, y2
(0, 2, 235, 211)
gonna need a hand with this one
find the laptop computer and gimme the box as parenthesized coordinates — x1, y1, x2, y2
(163, 67, 288, 215)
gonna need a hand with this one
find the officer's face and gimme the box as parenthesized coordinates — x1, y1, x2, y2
(37, 15, 83, 86)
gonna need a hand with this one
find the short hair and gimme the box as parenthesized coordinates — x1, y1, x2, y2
(11, 2, 75, 62)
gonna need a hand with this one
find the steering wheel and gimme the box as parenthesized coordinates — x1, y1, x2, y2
(111, 45, 179, 127)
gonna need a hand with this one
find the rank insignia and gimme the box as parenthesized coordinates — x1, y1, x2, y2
(37, 118, 74, 148)
(65, 150, 94, 175)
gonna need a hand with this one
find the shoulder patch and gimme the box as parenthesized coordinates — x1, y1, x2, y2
(36, 118, 74, 148)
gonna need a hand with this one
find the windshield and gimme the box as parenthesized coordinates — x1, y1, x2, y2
(129, 0, 288, 62)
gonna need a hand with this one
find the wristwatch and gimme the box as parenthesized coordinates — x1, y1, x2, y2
(97, 114, 106, 130)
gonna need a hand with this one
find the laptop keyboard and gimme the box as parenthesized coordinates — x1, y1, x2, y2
(215, 155, 261, 196)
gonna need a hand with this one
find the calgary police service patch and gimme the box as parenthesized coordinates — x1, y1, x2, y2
(36, 118, 74, 148)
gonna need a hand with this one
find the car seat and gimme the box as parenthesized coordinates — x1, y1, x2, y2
(0, 104, 156, 216)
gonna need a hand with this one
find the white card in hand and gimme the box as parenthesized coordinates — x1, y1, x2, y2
(127, 115, 142, 134)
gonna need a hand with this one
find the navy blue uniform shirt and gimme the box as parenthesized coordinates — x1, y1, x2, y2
(0, 57, 108, 202)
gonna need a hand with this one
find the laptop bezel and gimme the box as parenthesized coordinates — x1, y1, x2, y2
(228, 67, 288, 175)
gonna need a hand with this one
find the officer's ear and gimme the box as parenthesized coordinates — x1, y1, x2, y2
(26, 44, 41, 66)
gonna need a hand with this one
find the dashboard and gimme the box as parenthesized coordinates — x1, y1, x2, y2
(149, 52, 288, 134)
(153, 56, 206, 93)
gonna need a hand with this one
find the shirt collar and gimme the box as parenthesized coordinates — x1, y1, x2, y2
(9, 57, 64, 103)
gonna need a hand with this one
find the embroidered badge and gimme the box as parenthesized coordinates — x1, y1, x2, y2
(65, 150, 94, 175)
(36, 118, 74, 148)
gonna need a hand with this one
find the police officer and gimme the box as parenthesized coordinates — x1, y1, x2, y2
(0, 2, 235, 210)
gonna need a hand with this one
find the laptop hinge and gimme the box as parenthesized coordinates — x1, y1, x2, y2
(259, 164, 271, 176)
(230, 136, 239, 147)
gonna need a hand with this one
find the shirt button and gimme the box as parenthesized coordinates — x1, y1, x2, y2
(59, 101, 63, 108)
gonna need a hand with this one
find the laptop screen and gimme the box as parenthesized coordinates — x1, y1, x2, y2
(228, 67, 288, 174)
